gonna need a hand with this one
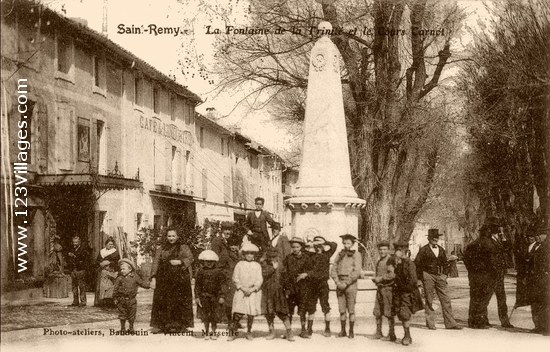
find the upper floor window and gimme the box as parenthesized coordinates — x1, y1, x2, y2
(93, 54, 107, 96)
(199, 127, 204, 148)
(153, 86, 161, 114)
(134, 74, 143, 106)
(221, 137, 225, 156)
(55, 33, 74, 82)
(170, 95, 177, 121)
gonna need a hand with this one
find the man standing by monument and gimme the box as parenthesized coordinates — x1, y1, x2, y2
(414, 229, 461, 330)
(244, 197, 276, 252)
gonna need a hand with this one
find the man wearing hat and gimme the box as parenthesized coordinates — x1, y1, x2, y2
(113, 258, 150, 333)
(464, 224, 499, 329)
(330, 234, 362, 338)
(283, 236, 316, 338)
(393, 240, 423, 346)
(414, 229, 461, 330)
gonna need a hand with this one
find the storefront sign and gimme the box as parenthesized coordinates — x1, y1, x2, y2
(140, 116, 193, 145)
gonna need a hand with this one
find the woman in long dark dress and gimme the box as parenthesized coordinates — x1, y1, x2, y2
(448, 251, 459, 278)
(94, 237, 120, 307)
(150, 228, 194, 333)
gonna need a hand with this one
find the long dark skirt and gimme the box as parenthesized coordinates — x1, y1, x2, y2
(150, 268, 194, 331)
(449, 261, 459, 278)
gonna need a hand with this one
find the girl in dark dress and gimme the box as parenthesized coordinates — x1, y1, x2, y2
(448, 251, 459, 278)
(261, 247, 294, 341)
(149, 228, 194, 333)
(94, 237, 120, 307)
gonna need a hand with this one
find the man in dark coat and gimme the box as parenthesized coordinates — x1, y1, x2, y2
(414, 229, 461, 330)
(526, 225, 550, 335)
(488, 218, 514, 328)
(66, 235, 91, 307)
(393, 240, 424, 346)
(464, 224, 498, 329)
(244, 197, 276, 252)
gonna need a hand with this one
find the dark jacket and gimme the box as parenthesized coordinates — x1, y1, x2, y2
(96, 249, 120, 272)
(526, 239, 550, 304)
(283, 251, 315, 291)
(464, 237, 498, 275)
(66, 245, 91, 272)
(244, 210, 275, 244)
(150, 243, 193, 279)
(310, 241, 337, 282)
(113, 272, 149, 299)
(194, 266, 226, 299)
(394, 257, 424, 314)
(489, 236, 508, 275)
(395, 257, 418, 293)
(414, 244, 449, 278)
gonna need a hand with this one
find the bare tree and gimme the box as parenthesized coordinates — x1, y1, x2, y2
(460, 0, 550, 240)
(191, 0, 466, 264)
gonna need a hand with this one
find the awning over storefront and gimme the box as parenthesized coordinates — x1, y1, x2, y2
(149, 189, 198, 202)
(35, 174, 142, 190)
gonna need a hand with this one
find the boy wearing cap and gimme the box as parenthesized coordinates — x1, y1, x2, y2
(261, 247, 294, 341)
(309, 236, 337, 337)
(415, 229, 461, 330)
(393, 240, 423, 345)
(113, 258, 150, 333)
(228, 243, 263, 341)
(195, 249, 226, 339)
(283, 236, 316, 338)
(372, 241, 396, 341)
(330, 234, 362, 338)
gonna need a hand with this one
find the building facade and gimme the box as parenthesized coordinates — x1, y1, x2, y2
(0, 0, 285, 292)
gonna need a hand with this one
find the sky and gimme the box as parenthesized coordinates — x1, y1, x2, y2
(43, 0, 492, 156)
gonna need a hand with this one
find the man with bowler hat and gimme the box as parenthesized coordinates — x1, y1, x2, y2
(414, 229, 461, 330)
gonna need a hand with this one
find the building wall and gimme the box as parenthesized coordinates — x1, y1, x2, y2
(1, 2, 286, 289)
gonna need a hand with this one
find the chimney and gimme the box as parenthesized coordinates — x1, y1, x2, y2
(205, 107, 219, 120)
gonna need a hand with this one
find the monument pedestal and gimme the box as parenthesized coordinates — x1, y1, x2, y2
(287, 197, 364, 252)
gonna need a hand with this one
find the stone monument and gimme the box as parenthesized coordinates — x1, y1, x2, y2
(285, 21, 366, 248)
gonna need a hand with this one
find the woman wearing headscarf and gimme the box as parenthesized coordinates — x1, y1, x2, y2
(94, 237, 120, 307)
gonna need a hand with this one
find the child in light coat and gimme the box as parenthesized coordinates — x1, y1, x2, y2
(227, 243, 263, 341)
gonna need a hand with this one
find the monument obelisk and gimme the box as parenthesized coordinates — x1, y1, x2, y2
(286, 22, 366, 247)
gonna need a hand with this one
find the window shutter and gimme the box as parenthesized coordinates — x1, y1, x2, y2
(56, 103, 74, 171)
(154, 139, 165, 185)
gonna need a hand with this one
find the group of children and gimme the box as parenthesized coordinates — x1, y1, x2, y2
(193, 226, 423, 346)
(107, 223, 423, 345)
